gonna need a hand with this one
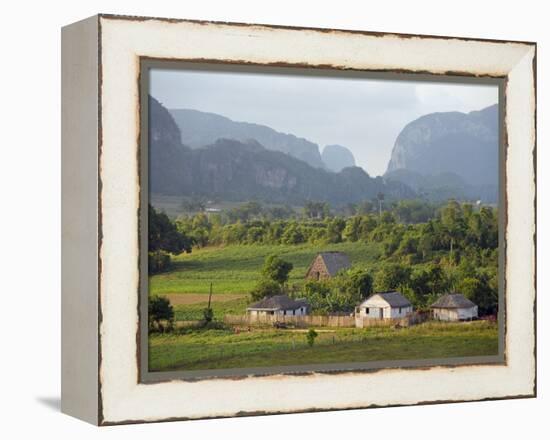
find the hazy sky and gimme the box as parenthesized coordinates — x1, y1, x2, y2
(150, 68, 498, 177)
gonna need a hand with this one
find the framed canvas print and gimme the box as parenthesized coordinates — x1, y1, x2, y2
(61, 14, 536, 425)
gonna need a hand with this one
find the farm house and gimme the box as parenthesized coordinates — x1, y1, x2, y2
(305, 251, 351, 280)
(431, 293, 478, 321)
(356, 291, 413, 319)
(247, 295, 309, 317)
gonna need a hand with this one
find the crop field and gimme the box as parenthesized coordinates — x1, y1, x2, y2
(149, 321, 499, 371)
(149, 241, 383, 296)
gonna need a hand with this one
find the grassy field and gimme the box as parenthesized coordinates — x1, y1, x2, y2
(149, 241, 383, 296)
(149, 321, 499, 372)
(171, 296, 249, 321)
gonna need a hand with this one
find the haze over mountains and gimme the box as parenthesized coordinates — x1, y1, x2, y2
(322, 145, 356, 172)
(169, 108, 326, 169)
(150, 97, 413, 205)
(385, 104, 499, 202)
(150, 96, 499, 205)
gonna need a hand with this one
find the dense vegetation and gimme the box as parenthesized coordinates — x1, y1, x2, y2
(150, 197, 499, 314)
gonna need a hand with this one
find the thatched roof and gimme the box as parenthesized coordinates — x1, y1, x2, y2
(247, 295, 308, 311)
(361, 291, 412, 308)
(317, 252, 351, 276)
(431, 293, 476, 309)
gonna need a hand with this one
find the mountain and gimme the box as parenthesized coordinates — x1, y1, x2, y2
(149, 95, 193, 195)
(322, 144, 356, 172)
(386, 104, 498, 186)
(149, 96, 414, 205)
(168, 108, 325, 169)
(385, 104, 499, 202)
(384, 169, 498, 203)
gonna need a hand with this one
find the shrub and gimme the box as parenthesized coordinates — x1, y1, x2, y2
(149, 295, 174, 331)
(306, 328, 318, 347)
(250, 279, 282, 302)
(202, 307, 214, 323)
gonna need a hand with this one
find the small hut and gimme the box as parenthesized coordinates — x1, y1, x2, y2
(305, 252, 351, 280)
(356, 291, 413, 319)
(247, 295, 309, 317)
(431, 293, 478, 321)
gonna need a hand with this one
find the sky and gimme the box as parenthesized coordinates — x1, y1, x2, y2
(150, 68, 498, 177)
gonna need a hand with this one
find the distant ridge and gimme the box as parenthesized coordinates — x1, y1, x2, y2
(169, 108, 326, 169)
(385, 104, 499, 202)
(386, 104, 498, 186)
(322, 144, 356, 172)
(149, 96, 415, 205)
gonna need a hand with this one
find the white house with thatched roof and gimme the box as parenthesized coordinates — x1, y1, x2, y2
(247, 295, 309, 317)
(356, 291, 413, 320)
(305, 251, 351, 280)
(431, 293, 478, 321)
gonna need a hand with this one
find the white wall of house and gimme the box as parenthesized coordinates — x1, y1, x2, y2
(433, 308, 456, 321)
(277, 307, 307, 316)
(357, 295, 412, 319)
(247, 307, 308, 317)
(357, 306, 385, 319)
(359, 295, 387, 318)
(457, 306, 478, 320)
(433, 306, 478, 321)
(388, 306, 413, 318)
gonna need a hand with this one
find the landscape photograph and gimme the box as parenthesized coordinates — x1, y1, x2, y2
(145, 66, 501, 374)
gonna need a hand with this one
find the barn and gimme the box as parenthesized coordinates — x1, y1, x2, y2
(247, 294, 309, 317)
(431, 293, 478, 321)
(305, 251, 351, 280)
(356, 291, 413, 319)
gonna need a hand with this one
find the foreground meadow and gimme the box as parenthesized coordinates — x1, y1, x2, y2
(149, 321, 498, 372)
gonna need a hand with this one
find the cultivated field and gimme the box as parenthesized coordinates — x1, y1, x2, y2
(149, 321, 499, 371)
(150, 242, 383, 320)
(150, 242, 383, 296)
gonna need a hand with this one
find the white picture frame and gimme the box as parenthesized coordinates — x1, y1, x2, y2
(61, 14, 536, 425)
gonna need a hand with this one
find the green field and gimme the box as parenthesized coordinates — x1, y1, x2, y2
(149, 241, 383, 296)
(173, 297, 249, 321)
(149, 321, 499, 371)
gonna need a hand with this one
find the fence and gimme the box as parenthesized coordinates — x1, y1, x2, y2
(162, 312, 428, 331)
(355, 312, 427, 328)
(223, 312, 428, 329)
(224, 313, 356, 328)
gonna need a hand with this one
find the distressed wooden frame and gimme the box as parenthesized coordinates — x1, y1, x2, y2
(61, 14, 536, 425)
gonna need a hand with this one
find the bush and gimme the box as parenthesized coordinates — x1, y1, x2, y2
(202, 307, 214, 323)
(301, 280, 332, 314)
(306, 328, 318, 347)
(250, 279, 283, 302)
(148, 250, 171, 274)
(149, 295, 174, 331)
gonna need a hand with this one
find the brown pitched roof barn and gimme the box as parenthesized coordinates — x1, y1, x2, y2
(431, 293, 476, 309)
(305, 251, 351, 280)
